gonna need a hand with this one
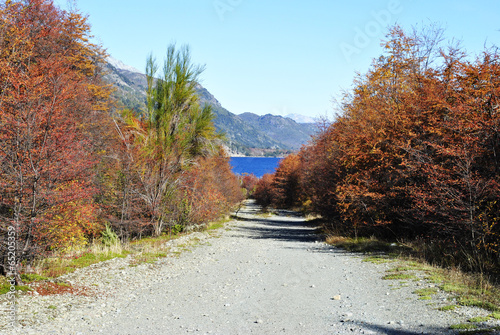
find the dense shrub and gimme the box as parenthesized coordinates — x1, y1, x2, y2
(253, 174, 275, 209)
(240, 173, 259, 198)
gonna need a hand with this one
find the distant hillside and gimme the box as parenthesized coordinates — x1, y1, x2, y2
(103, 57, 317, 155)
(194, 86, 286, 154)
(239, 113, 317, 150)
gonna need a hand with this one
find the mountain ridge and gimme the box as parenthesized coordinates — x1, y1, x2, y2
(103, 57, 317, 156)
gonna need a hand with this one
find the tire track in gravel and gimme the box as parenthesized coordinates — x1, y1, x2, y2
(13, 200, 486, 334)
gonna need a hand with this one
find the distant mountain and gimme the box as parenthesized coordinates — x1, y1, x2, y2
(103, 58, 148, 113)
(107, 56, 142, 74)
(239, 113, 317, 150)
(285, 113, 317, 124)
(102, 57, 317, 156)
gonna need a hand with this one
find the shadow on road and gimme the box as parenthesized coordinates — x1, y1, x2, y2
(230, 201, 322, 244)
(349, 321, 456, 335)
(229, 200, 460, 335)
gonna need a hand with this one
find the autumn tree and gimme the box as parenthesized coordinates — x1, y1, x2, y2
(270, 25, 499, 273)
(180, 152, 243, 227)
(253, 174, 275, 209)
(298, 123, 344, 223)
(0, 0, 112, 279)
(270, 154, 301, 208)
(240, 173, 259, 198)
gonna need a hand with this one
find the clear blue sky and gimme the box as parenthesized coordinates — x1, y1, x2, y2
(55, 0, 499, 119)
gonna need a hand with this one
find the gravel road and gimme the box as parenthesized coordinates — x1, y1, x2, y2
(4, 200, 499, 334)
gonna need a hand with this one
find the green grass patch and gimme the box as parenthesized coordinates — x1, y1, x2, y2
(414, 287, 439, 297)
(468, 316, 491, 323)
(20, 273, 49, 283)
(489, 312, 500, 320)
(0, 283, 31, 295)
(362, 256, 394, 264)
(450, 323, 477, 330)
(419, 296, 432, 300)
(441, 283, 469, 294)
(55, 281, 70, 287)
(387, 264, 424, 272)
(438, 304, 458, 311)
(327, 236, 396, 253)
(0, 276, 32, 294)
(39, 250, 129, 278)
(130, 251, 168, 265)
(458, 297, 499, 312)
(47, 305, 57, 310)
(382, 273, 417, 280)
(386, 266, 412, 272)
(207, 222, 224, 230)
(425, 271, 445, 284)
(208, 217, 231, 230)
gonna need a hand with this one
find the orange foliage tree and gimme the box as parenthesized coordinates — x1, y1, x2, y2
(253, 173, 276, 209)
(0, 0, 111, 277)
(180, 153, 243, 227)
(267, 25, 500, 272)
(270, 154, 301, 208)
(240, 173, 259, 198)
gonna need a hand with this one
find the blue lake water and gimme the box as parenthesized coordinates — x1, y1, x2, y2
(230, 157, 282, 178)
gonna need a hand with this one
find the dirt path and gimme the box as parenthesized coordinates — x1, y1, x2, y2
(8, 200, 495, 334)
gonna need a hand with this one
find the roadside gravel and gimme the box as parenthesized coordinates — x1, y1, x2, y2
(2, 200, 499, 334)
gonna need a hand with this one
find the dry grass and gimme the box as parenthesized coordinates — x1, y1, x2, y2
(326, 235, 410, 255)
(31, 242, 130, 278)
(326, 234, 500, 313)
(1, 214, 230, 296)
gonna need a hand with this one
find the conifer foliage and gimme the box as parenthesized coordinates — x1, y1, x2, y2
(108, 44, 242, 237)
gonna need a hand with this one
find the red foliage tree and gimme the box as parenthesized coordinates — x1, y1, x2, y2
(269, 25, 500, 272)
(253, 174, 275, 209)
(271, 154, 301, 208)
(180, 152, 243, 227)
(0, 0, 110, 278)
(240, 173, 259, 198)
